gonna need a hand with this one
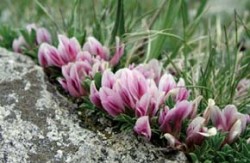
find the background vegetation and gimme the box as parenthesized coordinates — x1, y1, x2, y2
(1, 0, 250, 162)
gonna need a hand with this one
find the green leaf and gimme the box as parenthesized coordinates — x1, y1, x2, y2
(35, 0, 59, 30)
(67, 27, 86, 45)
(82, 77, 92, 91)
(242, 143, 250, 156)
(110, 0, 125, 44)
(94, 72, 102, 90)
(195, 0, 207, 19)
(0, 25, 18, 49)
(20, 29, 31, 45)
(79, 97, 95, 110)
(68, 0, 80, 30)
(181, 0, 189, 28)
(114, 114, 135, 125)
(204, 160, 212, 163)
(165, 96, 176, 108)
(30, 29, 37, 45)
(189, 153, 199, 163)
(147, 0, 182, 61)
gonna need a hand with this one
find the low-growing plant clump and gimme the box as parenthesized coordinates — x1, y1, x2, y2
(1, 0, 250, 162)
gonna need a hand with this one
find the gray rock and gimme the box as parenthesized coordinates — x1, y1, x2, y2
(0, 48, 187, 163)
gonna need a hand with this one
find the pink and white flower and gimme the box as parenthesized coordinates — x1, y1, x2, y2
(186, 117, 216, 147)
(158, 74, 176, 94)
(159, 100, 193, 136)
(134, 116, 152, 140)
(175, 78, 189, 101)
(164, 133, 182, 148)
(210, 105, 249, 143)
(58, 61, 90, 97)
(99, 87, 125, 117)
(90, 81, 102, 108)
(13, 24, 52, 53)
(36, 27, 52, 44)
(12, 36, 27, 53)
(38, 43, 64, 67)
(58, 35, 81, 63)
(83, 36, 109, 60)
(101, 69, 116, 89)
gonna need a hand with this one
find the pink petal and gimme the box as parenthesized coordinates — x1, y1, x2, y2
(227, 119, 242, 143)
(61, 63, 72, 78)
(237, 113, 248, 133)
(175, 78, 189, 101)
(158, 106, 169, 125)
(66, 75, 83, 97)
(69, 63, 82, 89)
(90, 81, 102, 108)
(128, 70, 148, 100)
(83, 37, 109, 60)
(99, 87, 124, 117)
(172, 100, 192, 122)
(172, 101, 192, 134)
(222, 105, 238, 131)
(60, 62, 85, 97)
(58, 35, 81, 63)
(158, 74, 176, 94)
(134, 116, 151, 140)
(113, 79, 135, 109)
(210, 106, 226, 131)
(160, 101, 192, 135)
(186, 117, 206, 146)
(38, 43, 49, 66)
(159, 109, 174, 133)
(246, 114, 250, 124)
(76, 51, 93, 63)
(147, 80, 165, 116)
(135, 93, 150, 117)
(36, 27, 51, 44)
(102, 69, 115, 89)
(12, 36, 27, 53)
(38, 43, 64, 67)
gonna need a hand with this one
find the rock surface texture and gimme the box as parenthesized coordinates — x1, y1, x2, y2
(0, 48, 187, 163)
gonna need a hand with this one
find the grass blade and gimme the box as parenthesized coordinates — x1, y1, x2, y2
(146, 0, 181, 61)
(110, 0, 125, 44)
(35, 0, 59, 30)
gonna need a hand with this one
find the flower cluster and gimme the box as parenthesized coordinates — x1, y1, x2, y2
(12, 27, 250, 152)
(204, 101, 250, 144)
(163, 99, 250, 149)
(90, 68, 193, 139)
(38, 35, 124, 97)
(90, 67, 250, 149)
(13, 24, 51, 53)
